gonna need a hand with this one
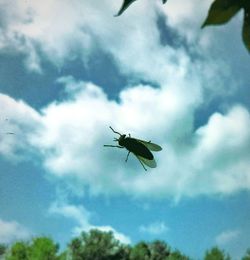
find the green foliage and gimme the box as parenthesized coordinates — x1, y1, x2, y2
(202, 0, 250, 52)
(242, 4, 250, 52)
(57, 251, 68, 260)
(201, 0, 242, 27)
(28, 237, 59, 260)
(204, 246, 231, 260)
(116, 0, 167, 16)
(5, 230, 250, 260)
(130, 241, 151, 260)
(148, 240, 171, 260)
(6, 237, 60, 260)
(0, 244, 7, 256)
(69, 237, 83, 260)
(130, 240, 185, 260)
(69, 229, 129, 260)
(242, 248, 250, 260)
(115, 0, 250, 52)
(6, 241, 29, 260)
(115, 0, 137, 16)
(168, 250, 190, 260)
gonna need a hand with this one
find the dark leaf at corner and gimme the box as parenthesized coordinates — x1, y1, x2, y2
(202, 0, 242, 28)
(115, 0, 137, 17)
(242, 5, 250, 52)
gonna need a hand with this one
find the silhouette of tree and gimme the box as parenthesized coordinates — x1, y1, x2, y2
(242, 249, 250, 260)
(6, 241, 29, 260)
(0, 244, 7, 258)
(28, 237, 59, 260)
(204, 246, 231, 260)
(130, 241, 151, 260)
(148, 240, 171, 260)
(6, 237, 60, 260)
(6, 230, 250, 260)
(69, 229, 129, 260)
(168, 250, 190, 260)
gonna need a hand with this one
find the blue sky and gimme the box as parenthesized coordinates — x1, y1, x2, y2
(0, 0, 250, 259)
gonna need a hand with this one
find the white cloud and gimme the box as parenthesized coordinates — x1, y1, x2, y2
(0, 0, 249, 201)
(159, 0, 214, 42)
(139, 221, 168, 235)
(215, 229, 241, 245)
(0, 0, 231, 92)
(49, 201, 131, 244)
(0, 218, 31, 243)
(1, 76, 249, 200)
(0, 94, 41, 161)
(189, 106, 250, 196)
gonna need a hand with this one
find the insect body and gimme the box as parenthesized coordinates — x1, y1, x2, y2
(104, 126, 162, 171)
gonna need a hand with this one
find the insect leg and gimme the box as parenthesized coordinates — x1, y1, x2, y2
(137, 157, 147, 171)
(104, 145, 124, 148)
(125, 151, 130, 162)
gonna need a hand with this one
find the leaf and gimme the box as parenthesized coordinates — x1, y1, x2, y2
(162, 0, 168, 3)
(202, 0, 242, 28)
(115, 0, 137, 17)
(242, 5, 250, 52)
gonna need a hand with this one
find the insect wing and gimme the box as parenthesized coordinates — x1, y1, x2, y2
(136, 155, 157, 168)
(137, 139, 162, 151)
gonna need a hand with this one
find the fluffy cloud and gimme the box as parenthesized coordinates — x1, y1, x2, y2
(1, 74, 249, 200)
(30, 75, 201, 198)
(0, 94, 41, 161)
(139, 221, 168, 235)
(189, 106, 250, 196)
(34, 78, 250, 199)
(160, 0, 214, 42)
(0, 0, 229, 90)
(0, 0, 249, 200)
(49, 201, 131, 244)
(0, 218, 31, 243)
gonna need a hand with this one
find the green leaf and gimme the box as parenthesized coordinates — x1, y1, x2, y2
(202, 0, 242, 28)
(115, 0, 137, 17)
(162, 0, 168, 3)
(242, 5, 250, 52)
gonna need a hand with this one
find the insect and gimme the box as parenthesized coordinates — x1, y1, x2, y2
(104, 126, 162, 171)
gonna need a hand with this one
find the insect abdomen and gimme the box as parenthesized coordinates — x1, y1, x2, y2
(122, 138, 153, 160)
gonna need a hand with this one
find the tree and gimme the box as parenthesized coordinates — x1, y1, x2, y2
(69, 229, 128, 260)
(69, 237, 84, 260)
(0, 244, 7, 256)
(130, 241, 151, 260)
(28, 237, 59, 260)
(115, 0, 250, 52)
(242, 249, 250, 260)
(0, 244, 7, 259)
(148, 240, 171, 260)
(168, 250, 190, 260)
(204, 246, 231, 260)
(6, 237, 60, 260)
(6, 241, 29, 260)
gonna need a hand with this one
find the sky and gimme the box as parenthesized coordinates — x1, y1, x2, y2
(0, 0, 250, 259)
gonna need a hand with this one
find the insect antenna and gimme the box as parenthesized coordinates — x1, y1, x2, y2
(109, 126, 122, 136)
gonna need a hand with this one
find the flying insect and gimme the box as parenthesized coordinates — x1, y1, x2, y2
(104, 126, 162, 171)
